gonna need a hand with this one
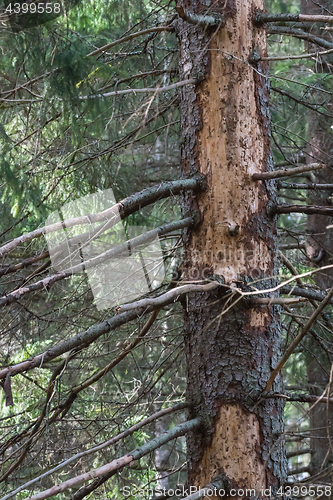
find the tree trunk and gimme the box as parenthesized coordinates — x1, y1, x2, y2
(177, 0, 286, 495)
(301, 0, 333, 486)
(305, 105, 333, 486)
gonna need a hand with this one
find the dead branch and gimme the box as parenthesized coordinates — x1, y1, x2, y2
(276, 204, 333, 216)
(253, 297, 308, 305)
(264, 393, 333, 405)
(265, 285, 333, 392)
(83, 79, 196, 100)
(0, 217, 194, 307)
(268, 26, 333, 51)
(0, 177, 203, 259)
(0, 218, 194, 308)
(21, 418, 202, 500)
(176, 5, 225, 27)
(87, 26, 175, 58)
(0, 282, 215, 381)
(281, 286, 333, 305)
(116, 282, 220, 313)
(278, 182, 333, 190)
(252, 163, 325, 181)
(286, 448, 311, 459)
(3, 403, 188, 500)
(257, 13, 333, 24)
(262, 48, 333, 61)
(0, 251, 49, 277)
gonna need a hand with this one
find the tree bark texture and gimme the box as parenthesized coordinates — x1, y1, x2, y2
(177, 0, 286, 496)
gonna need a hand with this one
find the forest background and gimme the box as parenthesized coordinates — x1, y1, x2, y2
(0, 0, 333, 498)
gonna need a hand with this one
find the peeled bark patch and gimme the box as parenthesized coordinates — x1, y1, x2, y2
(197, 405, 266, 490)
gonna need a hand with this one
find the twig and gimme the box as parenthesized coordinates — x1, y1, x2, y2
(276, 204, 333, 216)
(264, 392, 333, 405)
(252, 163, 325, 181)
(87, 26, 175, 58)
(176, 5, 225, 27)
(268, 26, 333, 51)
(81, 79, 196, 100)
(253, 297, 308, 305)
(0, 176, 203, 258)
(116, 282, 220, 313)
(0, 283, 217, 381)
(281, 286, 333, 305)
(286, 448, 311, 459)
(262, 48, 333, 61)
(278, 182, 333, 190)
(21, 418, 202, 500)
(0, 218, 194, 308)
(2, 403, 188, 500)
(257, 13, 333, 24)
(271, 87, 332, 117)
(265, 285, 333, 392)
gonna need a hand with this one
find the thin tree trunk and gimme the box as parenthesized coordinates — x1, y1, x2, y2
(178, 0, 286, 495)
(301, 0, 333, 487)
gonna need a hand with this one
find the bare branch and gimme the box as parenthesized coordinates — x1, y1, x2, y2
(253, 297, 308, 305)
(276, 204, 333, 216)
(278, 182, 333, 190)
(262, 48, 333, 61)
(176, 5, 225, 27)
(3, 403, 188, 500)
(268, 26, 333, 51)
(287, 466, 310, 476)
(21, 418, 202, 500)
(264, 393, 333, 405)
(286, 449, 311, 459)
(87, 26, 175, 58)
(252, 163, 325, 181)
(257, 13, 333, 24)
(0, 218, 194, 308)
(281, 286, 333, 305)
(97, 69, 178, 93)
(116, 282, 220, 313)
(0, 177, 203, 259)
(0, 282, 218, 381)
(0, 252, 49, 277)
(265, 285, 333, 392)
(83, 79, 196, 100)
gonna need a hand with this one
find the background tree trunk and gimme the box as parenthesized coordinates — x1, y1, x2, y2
(301, 0, 333, 486)
(178, 0, 286, 494)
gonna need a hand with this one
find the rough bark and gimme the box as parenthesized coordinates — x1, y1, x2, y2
(177, 0, 286, 496)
